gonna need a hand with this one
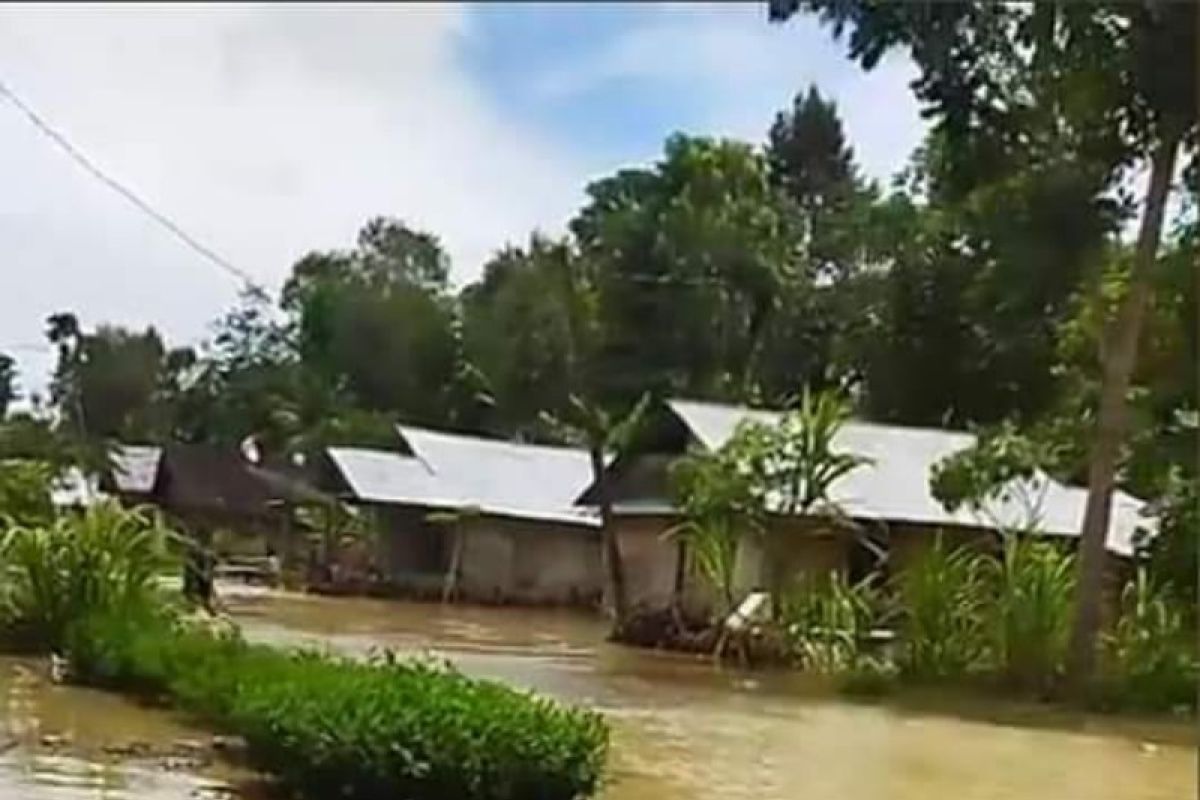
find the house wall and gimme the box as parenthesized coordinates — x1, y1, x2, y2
(457, 516, 602, 606)
(613, 514, 685, 611)
(372, 505, 447, 577)
(732, 517, 851, 596)
(886, 523, 998, 576)
(615, 513, 856, 614)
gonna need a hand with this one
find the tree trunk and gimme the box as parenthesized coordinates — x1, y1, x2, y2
(590, 444, 628, 626)
(1066, 124, 1182, 693)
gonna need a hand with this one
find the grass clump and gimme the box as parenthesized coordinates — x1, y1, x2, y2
(0, 500, 171, 650)
(1097, 570, 1197, 714)
(67, 611, 609, 800)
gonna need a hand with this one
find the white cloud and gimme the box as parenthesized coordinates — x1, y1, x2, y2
(0, 3, 584, 394)
(529, 5, 924, 183)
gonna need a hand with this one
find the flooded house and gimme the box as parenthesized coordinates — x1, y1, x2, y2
(322, 425, 603, 606)
(104, 443, 330, 556)
(576, 398, 1150, 612)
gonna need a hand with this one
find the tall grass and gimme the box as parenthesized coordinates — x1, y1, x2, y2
(894, 538, 988, 680)
(0, 500, 171, 649)
(1100, 570, 1197, 712)
(778, 572, 878, 672)
(982, 535, 1076, 693)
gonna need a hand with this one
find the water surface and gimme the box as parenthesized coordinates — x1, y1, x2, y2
(225, 587, 1197, 800)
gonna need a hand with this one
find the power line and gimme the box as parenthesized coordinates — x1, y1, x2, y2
(0, 77, 259, 289)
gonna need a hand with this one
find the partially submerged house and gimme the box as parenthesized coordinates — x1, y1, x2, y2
(578, 398, 1150, 611)
(105, 443, 331, 556)
(321, 425, 603, 606)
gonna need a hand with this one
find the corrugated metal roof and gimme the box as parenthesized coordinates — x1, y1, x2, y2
(398, 426, 599, 527)
(110, 445, 161, 494)
(327, 430, 599, 528)
(326, 447, 465, 512)
(667, 399, 1149, 556)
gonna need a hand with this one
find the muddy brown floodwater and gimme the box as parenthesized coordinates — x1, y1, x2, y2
(223, 586, 1195, 800)
(0, 654, 256, 800)
(1, 586, 1193, 799)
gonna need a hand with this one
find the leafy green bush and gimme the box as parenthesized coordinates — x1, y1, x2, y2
(895, 538, 988, 680)
(1099, 570, 1197, 713)
(778, 571, 878, 672)
(0, 500, 171, 649)
(0, 460, 56, 528)
(68, 611, 609, 800)
(982, 536, 1075, 693)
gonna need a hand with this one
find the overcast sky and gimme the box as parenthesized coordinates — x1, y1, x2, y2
(0, 2, 923, 398)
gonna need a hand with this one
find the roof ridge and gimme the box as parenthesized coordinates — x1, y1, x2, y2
(667, 396, 976, 438)
(396, 424, 589, 457)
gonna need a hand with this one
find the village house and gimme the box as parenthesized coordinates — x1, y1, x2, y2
(104, 443, 330, 561)
(576, 398, 1151, 612)
(320, 425, 603, 606)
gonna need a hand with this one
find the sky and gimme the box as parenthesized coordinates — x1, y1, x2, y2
(0, 2, 924, 398)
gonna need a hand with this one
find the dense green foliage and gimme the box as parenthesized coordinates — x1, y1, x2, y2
(68, 612, 608, 800)
(0, 460, 56, 528)
(0, 501, 171, 650)
(895, 539, 988, 681)
(778, 572, 879, 673)
(1100, 570, 1198, 712)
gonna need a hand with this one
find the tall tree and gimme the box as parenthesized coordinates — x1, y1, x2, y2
(46, 316, 185, 441)
(461, 236, 577, 438)
(572, 134, 796, 406)
(767, 84, 860, 277)
(281, 219, 461, 429)
(769, 0, 1198, 689)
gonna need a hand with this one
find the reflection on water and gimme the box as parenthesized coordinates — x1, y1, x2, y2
(0, 657, 250, 800)
(227, 587, 1197, 800)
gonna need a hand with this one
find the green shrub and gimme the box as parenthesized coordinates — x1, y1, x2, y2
(68, 612, 609, 800)
(778, 571, 878, 672)
(1099, 570, 1197, 713)
(0, 500, 171, 649)
(895, 538, 988, 680)
(982, 536, 1075, 693)
(0, 460, 55, 528)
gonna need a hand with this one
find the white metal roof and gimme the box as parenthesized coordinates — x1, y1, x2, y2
(326, 447, 466, 512)
(326, 428, 599, 528)
(667, 398, 1149, 556)
(110, 445, 161, 494)
(397, 426, 599, 527)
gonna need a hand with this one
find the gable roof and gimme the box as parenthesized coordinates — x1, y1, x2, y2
(326, 426, 598, 528)
(398, 426, 598, 527)
(157, 444, 329, 515)
(326, 447, 465, 511)
(649, 399, 1149, 556)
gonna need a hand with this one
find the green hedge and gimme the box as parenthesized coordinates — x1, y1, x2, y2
(67, 612, 608, 800)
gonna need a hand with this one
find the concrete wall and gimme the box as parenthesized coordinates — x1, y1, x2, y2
(732, 517, 851, 596)
(886, 523, 997, 576)
(457, 516, 602, 606)
(613, 514, 683, 611)
(616, 513, 853, 614)
(373, 505, 448, 577)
